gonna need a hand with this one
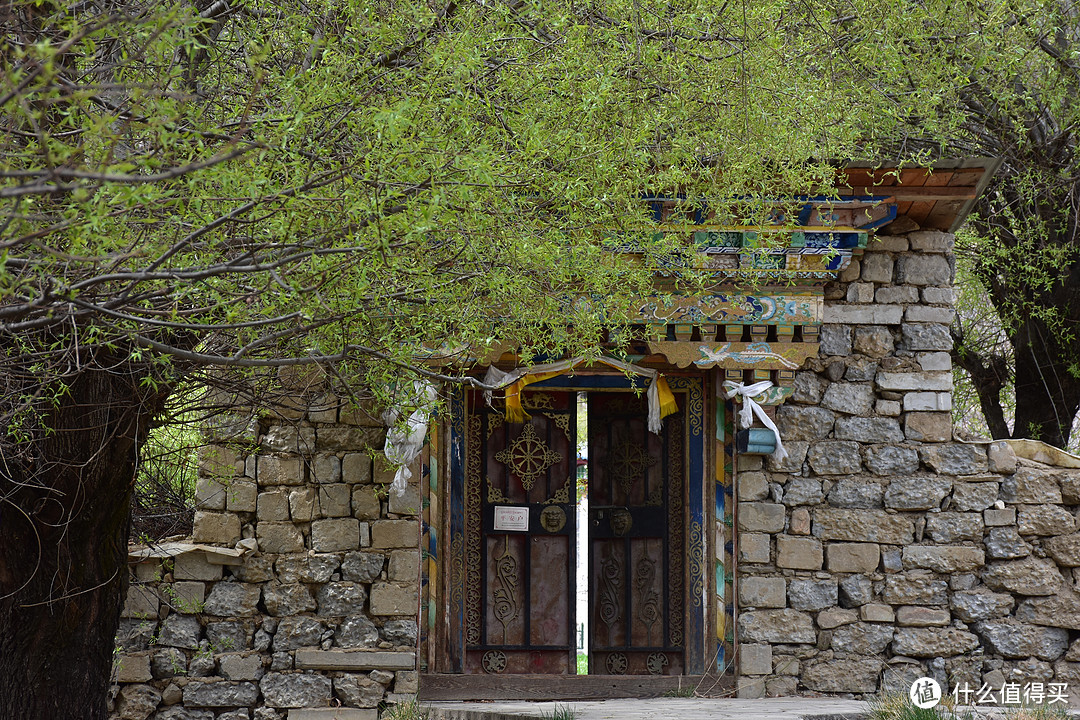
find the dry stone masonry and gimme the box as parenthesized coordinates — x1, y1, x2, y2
(736, 229, 1080, 701)
(111, 398, 420, 720)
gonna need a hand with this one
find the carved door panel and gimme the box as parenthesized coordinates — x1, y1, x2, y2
(463, 390, 577, 674)
(588, 392, 684, 675)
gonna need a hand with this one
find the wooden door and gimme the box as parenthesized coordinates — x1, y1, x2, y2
(463, 390, 577, 674)
(588, 392, 685, 675)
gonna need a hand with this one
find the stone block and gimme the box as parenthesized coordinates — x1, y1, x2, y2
(831, 622, 894, 654)
(260, 673, 333, 709)
(903, 392, 952, 412)
(737, 609, 816, 644)
(738, 576, 786, 608)
(985, 526, 1031, 559)
(289, 487, 319, 522)
(925, 512, 983, 542)
(226, 479, 258, 513)
(174, 552, 223, 581)
(876, 399, 901, 416)
(1016, 589, 1080, 630)
(1002, 466, 1062, 504)
(819, 324, 852, 356)
(395, 670, 419, 693)
(818, 608, 858, 629)
(868, 234, 910, 252)
(342, 453, 373, 484)
(352, 485, 383, 521)
(122, 585, 161, 619)
(813, 508, 913, 545)
(792, 372, 825, 404)
(782, 477, 823, 506)
(885, 477, 952, 511)
(274, 616, 328, 651)
(827, 478, 884, 508)
(984, 507, 1016, 526)
(294, 650, 416, 671)
(776, 406, 835, 442)
(902, 323, 953, 351)
(312, 518, 361, 552)
(342, 551, 387, 582)
(736, 676, 766, 699)
(875, 285, 919, 304)
(169, 581, 206, 613)
(1018, 505, 1076, 536)
(902, 546, 984, 573)
(822, 383, 875, 416)
(316, 582, 368, 617)
(883, 573, 948, 605)
(892, 627, 979, 658)
(876, 371, 952, 392)
(975, 618, 1069, 661)
(776, 536, 822, 570)
(922, 286, 955, 304)
(219, 653, 265, 682)
(195, 477, 228, 510)
(908, 230, 954, 252)
(388, 480, 422, 515)
(789, 507, 811, 535)
(861, 603, 894, 622)
(1045, 534, 1080, 566)
(738, 533, 771, 564)
(864, 446, 919, 476)
(802, 656, 882, 693)
(847, 282, 875, 304)
(116, 653, 153, 683)
(369, 582, 418, 616)
(193, 511, 242, 546)
(257, 490, 290, 521)
(905, 306, 955, 324)
(807, 441, 862, 475)
(373, 457, 397, 485)
(318, 483, 352, 518)
(839, 574, 873, 607)
(371, 520, 417, 549)
(258, 456, 305, 486)
(262, 426, 317, 454)
(738, 472, 769, 502)
(788, 578, 837, 610)
(834, 416, 904, 443)
(256, 522, 305, 554)
(158, 615, 202, 649)
(334, 674, 385, 708)
(765, 441, 809, 473)
(896, 606, 950, 627)
(288, 711, 378, 720)
(953, 481, 999, 512)
(861, 252, 895, 283)
(263, 583, 317, 616)
(203, 582, 261, 617)
(388, 550, 420, 583)
(920, 444, 988, 475)
(983, 557, 1065, 596)
(827, 543, 880, 573)
(951, 588, 1014, 622)
(199, 445, 240, 478)
(853, 326, 895, 358)
(987, 441, 1018, 474)
(917, 351, 952, 371)
(823, 304, 904, 325)
(312, 454, 342, 484)
(904, 412, 952, 442)
(896, 254, 952, 285)
(738, 503, 786, 533)
(740, 644, 772, 676)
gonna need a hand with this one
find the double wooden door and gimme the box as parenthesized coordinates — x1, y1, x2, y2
(460, 389, 686, 675)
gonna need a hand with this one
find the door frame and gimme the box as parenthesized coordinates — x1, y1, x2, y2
(432, 371, 709, 676)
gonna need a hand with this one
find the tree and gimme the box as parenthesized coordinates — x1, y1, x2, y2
(4, 0, 928, 714)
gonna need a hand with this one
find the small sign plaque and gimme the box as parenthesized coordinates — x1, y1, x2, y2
(493, 506, 529, 532)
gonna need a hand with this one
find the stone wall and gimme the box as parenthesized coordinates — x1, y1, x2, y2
(735, 229, 1080, 700)
(111, 398, 422, 720)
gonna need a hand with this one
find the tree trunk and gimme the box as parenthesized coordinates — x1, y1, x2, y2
(0, 366, 156, 719)
(1012, 314, 1080, 448)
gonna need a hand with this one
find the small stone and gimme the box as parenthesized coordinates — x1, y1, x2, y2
(737, 609, 816, 644)
(802, 656, 882, 693)
(337, 616, 381, 648)
(988, 441, 1018, 474)
(975, 618, 1068, 661)
(834, 417, 904, 443)
(864, 446, 920, 476)
(262, 583, 317, 616)
(776, 406, 836, 442)
(817, 608, 858, 629)
(259, 672, 333, 709)
(853, 326, 895, 358)
(203, 583, 261, 617)
(1018, 505, 1076, 536)
(839, 574, 873, 607)
(984, 508, 1016, 526)
(883, 573, 948, 605)
(789, 508, 811, 535)
(903, 412, 953, 442)
(738, 503, 786, 533)
(925, 512, 983, 543)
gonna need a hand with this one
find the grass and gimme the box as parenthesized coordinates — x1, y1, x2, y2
(869, 692, 1074, 720)
(541, 704, 577, 720)
(381, 699, 429, 720)
(576, 653, 588, 674)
